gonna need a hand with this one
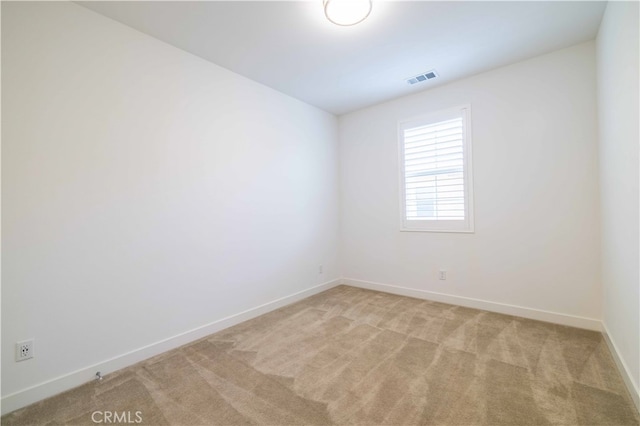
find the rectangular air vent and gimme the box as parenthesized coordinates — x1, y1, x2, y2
(407, 70, 438, 85)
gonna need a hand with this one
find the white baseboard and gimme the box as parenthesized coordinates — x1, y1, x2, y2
(342, 278, 602, 331)
(1, 279, 342, 415)
(601, 322, 640, 413)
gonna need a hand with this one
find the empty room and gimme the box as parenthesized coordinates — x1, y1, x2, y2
(2, 0, 639, 425)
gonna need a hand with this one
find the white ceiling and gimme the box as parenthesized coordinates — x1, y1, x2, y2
(78, 1, 607, 115)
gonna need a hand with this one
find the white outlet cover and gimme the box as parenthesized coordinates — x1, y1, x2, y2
(16, 339, 34, 361)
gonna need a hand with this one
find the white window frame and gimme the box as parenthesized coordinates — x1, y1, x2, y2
(398, 105, 474, 233)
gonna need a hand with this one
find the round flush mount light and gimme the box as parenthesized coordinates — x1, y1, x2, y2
(323, 0, 372, 26)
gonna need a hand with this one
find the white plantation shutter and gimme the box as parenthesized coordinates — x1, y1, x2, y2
(399, 106, 474, 232)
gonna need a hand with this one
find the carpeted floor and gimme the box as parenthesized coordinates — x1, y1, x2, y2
(3, 285, 639, 425)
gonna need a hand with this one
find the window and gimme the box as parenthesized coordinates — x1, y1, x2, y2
(399, 105, 474, 232)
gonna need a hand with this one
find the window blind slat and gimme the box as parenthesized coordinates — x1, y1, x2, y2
(405, 119, 462, 137)
(405, 168, 463, 179)
(405, 152, 463, 163)
(405, 139, 463, 151)
(406, 144, 463, 153)
(404, 133, 463, 147)
(406, 145, 461, 153)
(406, 159, 463, 168)
(405, 190, 465, 198)
(405, 176, 464, 184)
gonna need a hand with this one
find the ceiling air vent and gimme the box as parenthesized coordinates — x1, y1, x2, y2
(407, 70, 438, 85)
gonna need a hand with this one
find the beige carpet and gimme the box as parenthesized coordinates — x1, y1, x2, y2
(3, 285, 639, 425)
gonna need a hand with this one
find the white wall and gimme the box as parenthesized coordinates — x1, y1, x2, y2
(597, 1, 640, 404)
(339, 42, 601, 325)
(1, 1, 339, 410)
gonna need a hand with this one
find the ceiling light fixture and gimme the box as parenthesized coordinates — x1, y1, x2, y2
(323, 0, 372, 26)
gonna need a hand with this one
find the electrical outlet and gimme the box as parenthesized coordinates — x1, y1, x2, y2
(438, 270, 447, 280)
(16, 339, 34, 362)
(318, 265, 323, 274)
